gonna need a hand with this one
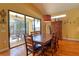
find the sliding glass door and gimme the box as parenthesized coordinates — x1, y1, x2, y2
(26, 16, 34, 35)
(9, 11, 25, 48)
(9, 11, 41, 48)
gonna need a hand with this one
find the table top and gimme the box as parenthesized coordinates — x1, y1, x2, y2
(32, 34, 52, 44)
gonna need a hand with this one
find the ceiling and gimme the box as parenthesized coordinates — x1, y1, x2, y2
(33, 3, 79, 15)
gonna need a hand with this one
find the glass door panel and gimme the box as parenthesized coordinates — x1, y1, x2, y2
(9, 11, 25, 48)
(34, 19, 40, 32)
(26, 16, 34, 35)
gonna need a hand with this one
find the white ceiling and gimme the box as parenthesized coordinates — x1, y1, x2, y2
(33, 3, 79, 15)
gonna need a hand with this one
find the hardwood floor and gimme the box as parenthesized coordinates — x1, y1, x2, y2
(58, 39, 79, 56)
(0, 39, 79, 56)
(0, 44, 26, 56)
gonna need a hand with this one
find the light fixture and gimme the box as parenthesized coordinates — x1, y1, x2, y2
(51, 14, 66, 19)
(43, 15, 51, 21)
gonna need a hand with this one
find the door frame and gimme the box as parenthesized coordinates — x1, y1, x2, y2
(8, 10, 41, 49)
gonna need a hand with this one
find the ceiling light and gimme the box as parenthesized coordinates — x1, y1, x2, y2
(51, 14, 66, 19)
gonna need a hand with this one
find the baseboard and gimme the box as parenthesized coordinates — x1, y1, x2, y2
(0, 48, 9, 52)
(63, 37, 79, 42)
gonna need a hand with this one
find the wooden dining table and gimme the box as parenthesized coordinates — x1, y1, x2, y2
(32, 34, 52, 45)
(27, 34, 52, 44)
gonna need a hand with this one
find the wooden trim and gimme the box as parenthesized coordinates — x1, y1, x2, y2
(63, 37, 79, 42)
(10, 43, 25, 49)
(24, 15, 26, 35)
(0, 48, 9, 52)
(8, 10, 10, 49)
(8, 10, 41, 20)
(39, 19, 41, 34)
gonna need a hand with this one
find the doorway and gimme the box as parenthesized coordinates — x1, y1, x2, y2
(8, 10, 41, 48)
(9, 11, 25, 48)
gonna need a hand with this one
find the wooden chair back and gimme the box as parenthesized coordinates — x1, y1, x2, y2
(24, 34, 35, 56)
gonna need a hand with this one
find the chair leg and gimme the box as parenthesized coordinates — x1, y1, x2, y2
(26, 53, 28, 56)
(33, 52, 35, 56)
(26, 48, 28, 56)
(51, 48, 54, 56)
(42, 50, 45, 56)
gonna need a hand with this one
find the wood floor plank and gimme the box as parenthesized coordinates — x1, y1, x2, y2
(0, 39, 79, 56)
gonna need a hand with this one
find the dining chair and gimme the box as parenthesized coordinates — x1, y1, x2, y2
(44, 33, 58, 56)
(51, 32, 60, 55)
(41, 33, 56, 56)
(42, 40, 52, 56)
(24, 34, 43, 56)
